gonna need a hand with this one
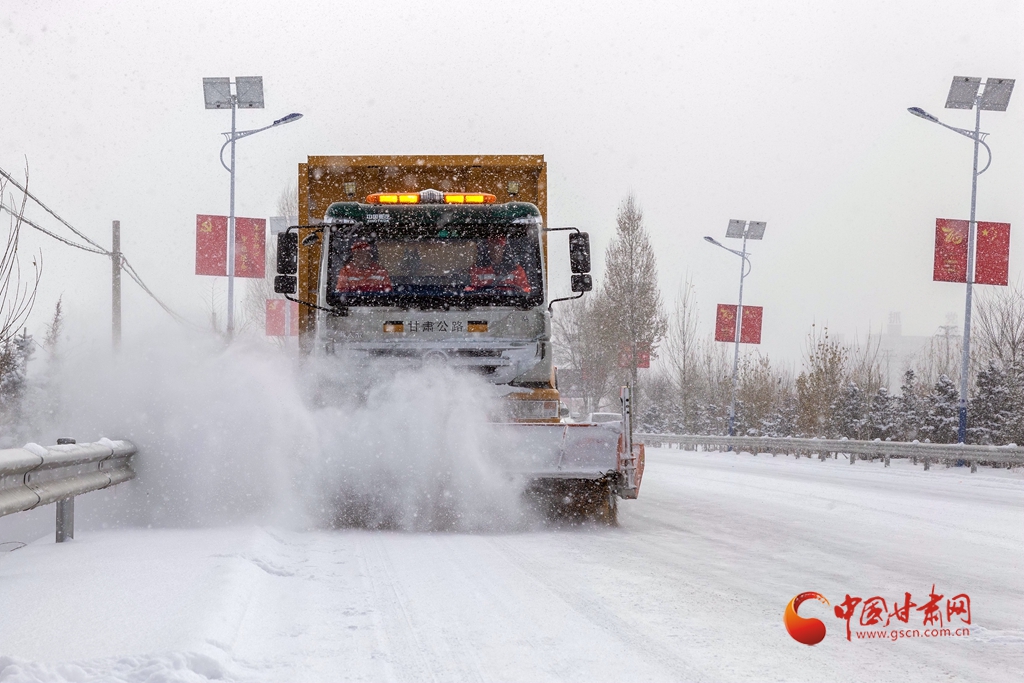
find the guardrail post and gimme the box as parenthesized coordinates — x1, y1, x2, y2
(884, 455, 890, 467)
(850, 453, 856, 465)
(56, 496, 74, 542)
(970, 460, 977, 473)
(923, 457, 930, 471)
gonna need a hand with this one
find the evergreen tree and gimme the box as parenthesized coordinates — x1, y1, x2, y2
(896, 370, 922, 441)
(1005, 360, 1024, 446)
(922, 374, 958, 443)
(761, 393, 798, 437)
(831, 381, 866, 439)
(968, 360, 1011, 445)
(0, 328, 34, 440)
(867, 386, 898, 440)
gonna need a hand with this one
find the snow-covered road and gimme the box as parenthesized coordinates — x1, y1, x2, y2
(1, 448, 1021, 682)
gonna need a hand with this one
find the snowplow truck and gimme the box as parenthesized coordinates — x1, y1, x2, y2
(274, 155, 644, 520)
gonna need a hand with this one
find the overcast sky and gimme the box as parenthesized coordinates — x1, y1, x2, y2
(1, 0, 1021, 366)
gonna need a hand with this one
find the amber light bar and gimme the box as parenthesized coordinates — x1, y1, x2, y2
(366, 193, 420, 204)
(444, 193, 496, 204)
(365, 191, 497, 205)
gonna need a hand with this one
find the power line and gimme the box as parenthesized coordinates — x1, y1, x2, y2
(0, 165, 107, 253)
(1, 165, 190, 326)
(0, 202, 109, 255)
(120, 256, 194, 328)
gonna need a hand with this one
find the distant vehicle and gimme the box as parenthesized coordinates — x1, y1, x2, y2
(587, 412, 623, 424)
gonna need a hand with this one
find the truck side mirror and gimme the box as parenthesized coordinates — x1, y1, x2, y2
(571, 274, 593, 292)
(274, 276, 297, 294)
(569, 232, 591, 273)
(277, 232, 298, 275)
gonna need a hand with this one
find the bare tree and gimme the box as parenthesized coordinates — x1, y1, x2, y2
(602, 194, 667, 418)
(847, 332, 885, 395)
(664, 277, 702, 428)
(974, 282, 1024, 368)
(552, 293, 619, 415)
(795, 325, 848, 436)
(0, 171, 42, 346)
(916, 325, 961, 389)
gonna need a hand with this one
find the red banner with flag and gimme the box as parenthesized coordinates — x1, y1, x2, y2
(265, 299, 299, 336)
(234, 218, 266, 279)
(975, 221, 1011, 286)
(196, 215, 266, 278)
(715, 304, 763, 344)
(196, 214, 228, 276)
(934, 219, 969, 283)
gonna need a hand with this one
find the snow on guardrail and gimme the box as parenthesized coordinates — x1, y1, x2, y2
(635, 433, 1024, 473)
(0, 439, 137, 541)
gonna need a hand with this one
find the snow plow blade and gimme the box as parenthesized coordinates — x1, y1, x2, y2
(493, 388, 644, 499)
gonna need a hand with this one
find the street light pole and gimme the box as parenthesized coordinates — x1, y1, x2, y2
(203, 76, 302, 341)
(908, 76, 1014, 443)
(227, 100, 237, 338)
(958, 98, 982, 444)
(705, 218, 764, 437)
(730, 231, 749, 438)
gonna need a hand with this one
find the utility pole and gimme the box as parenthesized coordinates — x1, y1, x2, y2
(112, 220, 121, 349)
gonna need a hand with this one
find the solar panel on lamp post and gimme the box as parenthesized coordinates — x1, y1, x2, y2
(203, 77, 302, 340)
(705, 220, 766, 438)
(908, 76, 1014, 443)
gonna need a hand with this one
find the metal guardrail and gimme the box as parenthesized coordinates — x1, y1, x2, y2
(0, 439, 137, 542)
(635, 433, 1024, 473)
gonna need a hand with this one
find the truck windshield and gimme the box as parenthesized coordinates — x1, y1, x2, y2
(325, 226, 544, 309)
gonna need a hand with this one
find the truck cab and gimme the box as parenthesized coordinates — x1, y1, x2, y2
(277, 156, 590, 422)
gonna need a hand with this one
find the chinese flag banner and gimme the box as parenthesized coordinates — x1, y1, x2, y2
(739, 305, 763, 344)
(715, 304, 737, 342)
(196, 214, 227, 276)
(975, 221, 1011, 286)
(934, 219, 968, 283)
(715, 304, 763, 344)
(234, 218, 266, 278)
(265, 299, 299, 336)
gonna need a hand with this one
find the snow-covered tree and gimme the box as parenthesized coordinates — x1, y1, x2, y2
(895, 370, 923, 441)
(922, 374, 959, 443)
(969, 360, 1012, 445)
(0, 328, 34, 442)
(867, 386, 898, 440)
(831, 381, 866, 439)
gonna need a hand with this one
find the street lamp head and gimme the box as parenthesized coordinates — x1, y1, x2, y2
(908, 106, 939, 123)
(704, 235, 721, 246)
(273, 112, 303, 126)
